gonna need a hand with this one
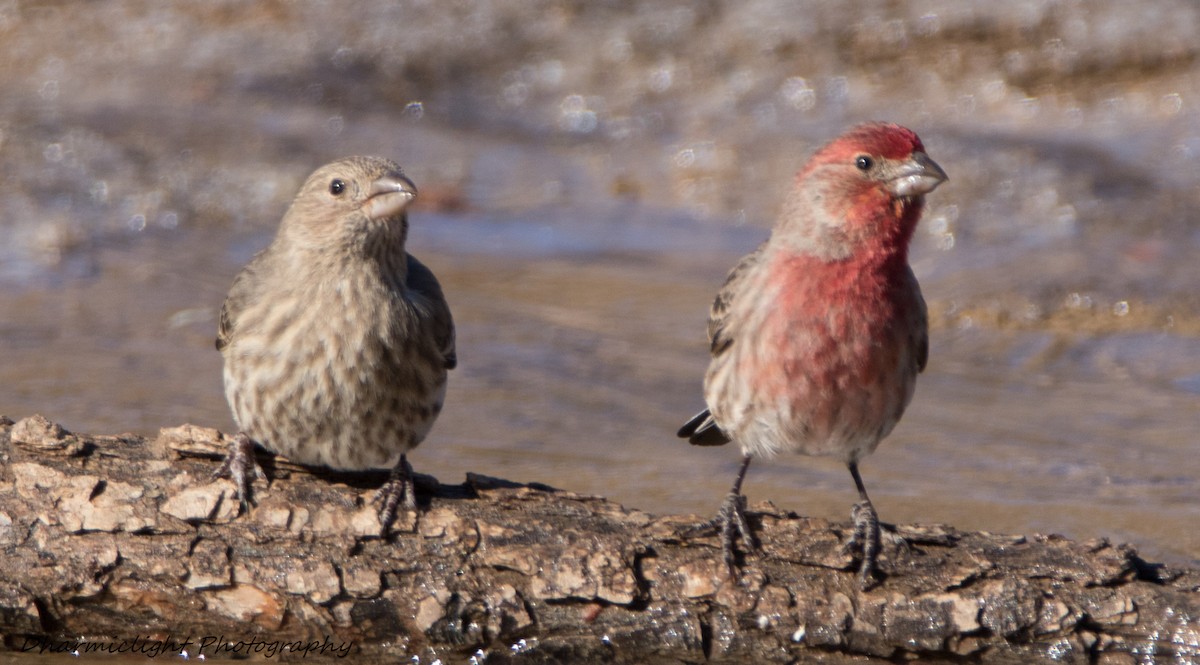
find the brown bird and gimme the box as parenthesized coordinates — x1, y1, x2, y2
(215, 156, 456, 531)
(678, 123, 946, 588)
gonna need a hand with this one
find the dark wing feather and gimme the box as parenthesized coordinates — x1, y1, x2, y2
(215, 258, 263, 352)
(707, 243, 765, 358)
(676, 408, 731, 446)
(677, 244, 766, 446)
(902, 265, 929, 373)
(406, 254, 457, 370)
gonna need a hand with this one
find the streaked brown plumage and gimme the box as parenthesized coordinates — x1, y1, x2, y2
(216, 156, 455, 531)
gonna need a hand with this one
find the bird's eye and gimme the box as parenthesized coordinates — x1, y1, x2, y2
(855, 155, 874, 171)
(329, 179, 346, 196)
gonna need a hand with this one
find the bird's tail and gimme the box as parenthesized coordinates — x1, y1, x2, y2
(676, 408, 731, 446)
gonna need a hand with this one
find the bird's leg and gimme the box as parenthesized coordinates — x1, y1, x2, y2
(688, 455, 757, 574)
(841, 460, 883, 589)
(212, 432, 266, 514)
(374, 454, 418, 535)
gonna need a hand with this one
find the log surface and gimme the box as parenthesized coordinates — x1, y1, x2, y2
(1, 414, 1198, 664)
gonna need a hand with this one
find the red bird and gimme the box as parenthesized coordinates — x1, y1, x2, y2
(678, 123, 947, 588)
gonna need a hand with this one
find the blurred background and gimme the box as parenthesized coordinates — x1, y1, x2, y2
(1, 1, 1197, 564)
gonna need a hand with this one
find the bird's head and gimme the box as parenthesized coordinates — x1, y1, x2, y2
(279, 156, 418, 256)
(779, 123, 947, 260)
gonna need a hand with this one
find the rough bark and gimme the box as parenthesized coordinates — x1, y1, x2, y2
(0, 414, 1197, 664)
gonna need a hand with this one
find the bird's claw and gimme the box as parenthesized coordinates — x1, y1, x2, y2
(374, 455, 418, 536)
(840, 500, 883, 590)
(720, 491, 759, 557)
(685, 492, 757, 576)
(212, 432, 265, 514)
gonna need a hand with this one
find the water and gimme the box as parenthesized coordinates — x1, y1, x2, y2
(2, 0, 1198, 595)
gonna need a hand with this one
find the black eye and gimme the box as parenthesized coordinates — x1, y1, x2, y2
(329, 179, 346, 195)
(855, 155, 874, 171)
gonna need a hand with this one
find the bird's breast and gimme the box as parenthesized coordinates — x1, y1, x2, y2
(223, 269, 447, 470)
(718, 253, 916, 459)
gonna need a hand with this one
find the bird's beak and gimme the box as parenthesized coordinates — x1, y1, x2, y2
(362, 172, 418, 221)
(886, 151, 948, 197)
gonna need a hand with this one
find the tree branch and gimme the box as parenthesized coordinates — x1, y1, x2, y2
(1, 415, 1197, 663)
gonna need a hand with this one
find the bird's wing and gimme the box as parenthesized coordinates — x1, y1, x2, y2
(406, 254, 457, 370)
(903, 265, 929, 373)
(707, 243, 765, 358)
(677, 243, 766, 446)
(215, 256, 264, 353)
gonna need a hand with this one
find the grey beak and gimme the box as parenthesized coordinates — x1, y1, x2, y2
(887, 151, 948, 198)
(362, 172, 418, 221)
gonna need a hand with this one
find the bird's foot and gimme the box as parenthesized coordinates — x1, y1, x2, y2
(840, 500, 887, 590)
(718, 492, 759, 574)
(212, 432, 266, 515)
(374, 455, 418, 536)
(686, 492, 758, 576)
